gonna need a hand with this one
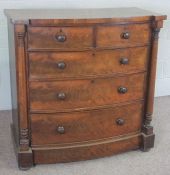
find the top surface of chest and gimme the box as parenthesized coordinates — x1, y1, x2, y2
(4, 7, 166, 25)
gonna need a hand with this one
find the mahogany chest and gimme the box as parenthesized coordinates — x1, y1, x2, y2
(5, 8, 166, 169)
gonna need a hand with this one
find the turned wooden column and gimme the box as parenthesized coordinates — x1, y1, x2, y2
(142, 18, 165, 151)
(14, 24, 33, 169)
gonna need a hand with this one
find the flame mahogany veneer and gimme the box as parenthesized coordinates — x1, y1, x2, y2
(5, 8, 166, 169)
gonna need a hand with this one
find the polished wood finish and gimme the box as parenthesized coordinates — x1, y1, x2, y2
(14, 24, 30, 152)
(33, 134, 141, 164)
(29, 47, 149, 80)
(96, 23, 151, 48)
(141, 19, 164, 148)
(145, 20, 163, 126)
(29, 73, 145, 112)
(31, 101, 143, 145)
(5, 8, 166, 169)
(28, 27, 93, 50)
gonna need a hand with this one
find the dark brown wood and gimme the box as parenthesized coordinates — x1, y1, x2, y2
(29, 46, 149, 80)
(10, 124, 33, 170)
(18, 150, 33, 170)
(141, 133, 155, 151)
(29, 73, 146, 112)
(5, 8, 166, 169)
(33, 134, 141, 164)
(142, 18, 165, 149)
(145, 19, 163, 125)
(14, 24, 30, 152)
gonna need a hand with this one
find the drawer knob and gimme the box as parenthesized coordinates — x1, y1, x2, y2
(121, 32, 130, 39)
(55, 34, 66, 42)
(57, 92, 66, 100)
(120, 58, 129, 65)
(118, 87, 128, 94)
(57, 126, 65, 134)
(57, 62, 66, 69)
(116, 118, 125, 126)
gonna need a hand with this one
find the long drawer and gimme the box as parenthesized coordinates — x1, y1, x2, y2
(29, 73, 146, 112)
(31, 101, 143, 145)
(29, 47, 149, 80)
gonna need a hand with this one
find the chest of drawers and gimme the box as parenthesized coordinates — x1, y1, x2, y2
(5, 8, 166, 169)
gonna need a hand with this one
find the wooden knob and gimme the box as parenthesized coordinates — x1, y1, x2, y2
(57, 62, 66, 69)
(118, 87, 128, 94)
(57, 126, 65, 134)
(57, 92, 66, 100)
(116, 118, 125, 126)
(55, 34, 66, 42)
(120, 58, 129, 65)
(121, 32, 130, 39)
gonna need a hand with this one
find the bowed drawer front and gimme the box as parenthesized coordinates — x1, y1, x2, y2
(5, 8, 166, 169)
(29, 73, 145, 112)
(29, 46, 149, 80)
(31, 102, 143, 146)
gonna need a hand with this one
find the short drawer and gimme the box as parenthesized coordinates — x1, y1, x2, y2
(29, 46, 148, 80)
(96, 23, 151, 48)
(29, 73, 146, 112)
(28, 27, 93, 50)
(31, 101, 143, 145)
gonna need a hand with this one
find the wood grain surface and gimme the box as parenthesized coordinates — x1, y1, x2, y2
(5, 8, 166, 168)
(29, 46, 149, 80)
(28, 27, 93, 50)
(33, 134, 141, 164)
(29, 73, 146, 112)
(31, 101, 143, 145)
(96, 23, 151, 48)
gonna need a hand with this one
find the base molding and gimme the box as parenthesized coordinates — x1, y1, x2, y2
(10, 124, 155, 168)
(33, 134, 141, 164)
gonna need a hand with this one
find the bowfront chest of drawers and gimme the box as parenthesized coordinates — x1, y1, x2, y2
(5, 8, 166, 169)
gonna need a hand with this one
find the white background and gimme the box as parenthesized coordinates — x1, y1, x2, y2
(0, 0, 170, 110)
